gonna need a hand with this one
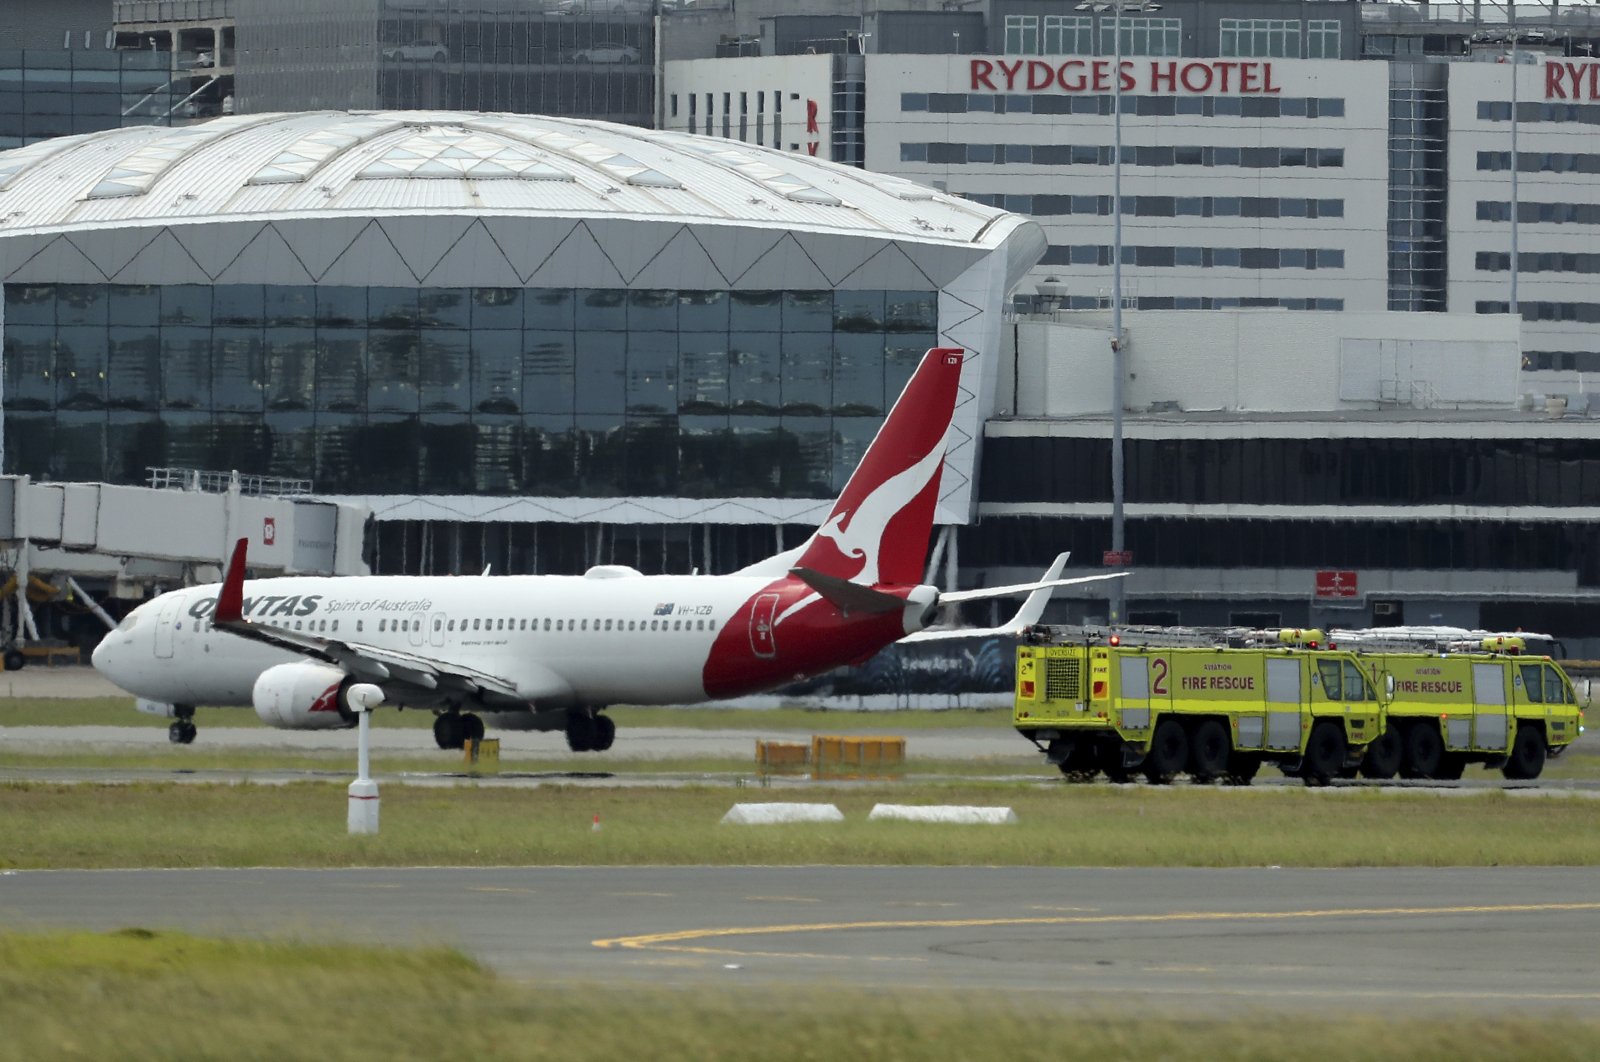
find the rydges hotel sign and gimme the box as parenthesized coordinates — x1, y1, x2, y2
(970, 58, 1284, 95)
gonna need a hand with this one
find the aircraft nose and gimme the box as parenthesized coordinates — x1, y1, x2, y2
(91, 628, 130, 680)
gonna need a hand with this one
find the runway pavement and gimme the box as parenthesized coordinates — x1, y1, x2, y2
(2, 865, 1597, 1012)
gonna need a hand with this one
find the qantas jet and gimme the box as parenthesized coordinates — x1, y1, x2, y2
(92, 347, 1120, 749)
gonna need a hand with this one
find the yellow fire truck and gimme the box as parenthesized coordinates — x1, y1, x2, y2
(1327, 629, 1584, 781)
(1014, 628, 1383, 786)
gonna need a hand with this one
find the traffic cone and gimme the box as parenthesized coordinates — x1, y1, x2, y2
(592, 812, 602, 832)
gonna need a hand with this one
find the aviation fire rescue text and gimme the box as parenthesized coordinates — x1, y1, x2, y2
(1182, 664, 1255, 692)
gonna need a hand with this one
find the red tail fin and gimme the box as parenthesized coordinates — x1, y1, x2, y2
(792, 347, 964, 586)
(215, 537, 248, 624)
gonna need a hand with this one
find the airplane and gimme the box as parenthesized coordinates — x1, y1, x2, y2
(92, 347, 1124, 750)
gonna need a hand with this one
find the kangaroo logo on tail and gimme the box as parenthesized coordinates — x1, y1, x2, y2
(794, 348, 964, 587)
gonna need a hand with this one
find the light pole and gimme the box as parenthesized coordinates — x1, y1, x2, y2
(1077, 0, 1159, 626)
(1509, 26, 1520, 317)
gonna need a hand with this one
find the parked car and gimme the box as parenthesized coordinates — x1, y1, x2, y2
(571, 43, 640, 63)
(382, 41, 449, 62)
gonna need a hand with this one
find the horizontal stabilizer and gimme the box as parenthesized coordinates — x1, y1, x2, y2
(790, 567, 905, 615)
(902, 552, 1071, 643)
(938, 571, 1127, 605)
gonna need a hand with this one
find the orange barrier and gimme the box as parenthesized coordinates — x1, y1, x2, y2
(810, 735, 906, 779)
(755, 740, 810, 773)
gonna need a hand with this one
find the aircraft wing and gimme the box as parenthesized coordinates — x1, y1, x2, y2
(209, 538, 530, 703)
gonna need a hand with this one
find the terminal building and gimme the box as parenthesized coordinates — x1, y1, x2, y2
(0, 109, 1039, 585)
(4, 1, 1600, 657)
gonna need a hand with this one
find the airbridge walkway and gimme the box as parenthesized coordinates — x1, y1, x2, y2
(0, 469, 368, 654)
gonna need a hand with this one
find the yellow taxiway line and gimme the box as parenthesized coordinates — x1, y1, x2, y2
(594, 900, 1600, 954)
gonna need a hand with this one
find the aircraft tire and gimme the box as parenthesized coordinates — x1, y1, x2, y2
(1503, 724, 1547, 780)
(167, 720, 196, 745)
(593, 714, 616, 752)
(462, 713, 486, 743)
(433, 713, 466, 750)
(565, 710, 597, 752)
(3, 648, 24, 672)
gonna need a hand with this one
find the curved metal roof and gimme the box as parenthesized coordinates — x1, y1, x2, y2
(0, 110, 1020, 248)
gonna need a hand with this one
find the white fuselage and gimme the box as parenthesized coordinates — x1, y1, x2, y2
(92, 571, 779, 709)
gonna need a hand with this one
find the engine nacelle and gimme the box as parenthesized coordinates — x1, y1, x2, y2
(252, 662, 357, 730)
(902, 584, 941, 635)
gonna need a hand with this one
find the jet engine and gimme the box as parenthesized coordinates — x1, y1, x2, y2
(252, 661, 357, 730)
(903, 584, 941, 635)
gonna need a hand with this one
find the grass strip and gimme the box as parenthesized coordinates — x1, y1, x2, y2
(0, 747, 1031, 778)
(0, 697, 1013, 731)
(3, 781, 1598, 870)
(1, 929, 1597, 1062)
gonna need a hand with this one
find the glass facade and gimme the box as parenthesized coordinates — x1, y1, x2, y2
(1388, 76, 1448, 312)
(2, 283, 937, 497)
(0, 50, 174, 149)
(964, 515, 1600, 587)
(981, 435, 1600, 509)
(376, 7, 654, 124)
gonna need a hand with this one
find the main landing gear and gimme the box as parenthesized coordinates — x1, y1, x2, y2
(168, 704, 197, 745)
(432, 711, 485, 750)
(565, 708, 615, 753)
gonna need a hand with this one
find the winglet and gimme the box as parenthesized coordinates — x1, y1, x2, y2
(215, 537, 248, 625)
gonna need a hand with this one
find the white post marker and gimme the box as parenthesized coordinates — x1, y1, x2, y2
(346, 683, 384, 835)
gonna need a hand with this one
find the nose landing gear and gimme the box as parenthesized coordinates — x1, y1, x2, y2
(167, 704, 198, 744)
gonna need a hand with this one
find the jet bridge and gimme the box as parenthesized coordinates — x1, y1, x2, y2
(0, 469, 369, 661)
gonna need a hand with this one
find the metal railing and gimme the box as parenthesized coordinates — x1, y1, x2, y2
(146, 467, 313, 497)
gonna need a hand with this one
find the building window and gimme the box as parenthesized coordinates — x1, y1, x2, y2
(1098, 17, 1182, 57)
(1043, 16, 1093, 55)
(1005, 15, 1040, 55)
(1307, 20, 1341, 59)
(1219, 19, 1302, 58)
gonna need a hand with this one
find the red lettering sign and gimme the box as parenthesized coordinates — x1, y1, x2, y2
(263, 517, 276, 546)
(966, 58, 1282, 96)
(1543, 61, 1600, 100)
(805, 99, 818, 134)
(1314, 570, 1358, 599)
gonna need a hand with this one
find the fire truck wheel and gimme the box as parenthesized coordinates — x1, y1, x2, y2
(1360, 728, 1402, 780)
(1503, 724, 1547, 780)
(1301, 721, 1347, 786)
(1185, 719, 1230, 782)
(1142, 719, 1187, 785)
(1434, 752, 1467, 781)
(1401, 723, 1445, 779)
(1095, 741, 1134, 784)
(1055, 741, 1098, 782)
(1222, 752, 1260, 786)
